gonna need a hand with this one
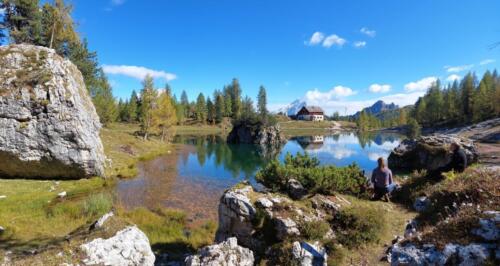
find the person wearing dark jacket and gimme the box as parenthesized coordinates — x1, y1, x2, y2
(371, 157, 395, 201)
(449, 142, 467, 172)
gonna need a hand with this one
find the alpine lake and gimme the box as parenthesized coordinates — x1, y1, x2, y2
(116, 131, 404, 224)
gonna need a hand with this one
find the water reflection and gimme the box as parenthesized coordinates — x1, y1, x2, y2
(117, 132, 403, 222)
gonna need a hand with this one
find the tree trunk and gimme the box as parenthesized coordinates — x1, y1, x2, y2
(161, 127, 166, 142)
(49, 23, 56, 49)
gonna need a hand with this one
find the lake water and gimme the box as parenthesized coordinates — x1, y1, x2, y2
(116, 132, 403, 223)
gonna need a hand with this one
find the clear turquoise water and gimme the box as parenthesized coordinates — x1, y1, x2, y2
(117, 132, 403, 220)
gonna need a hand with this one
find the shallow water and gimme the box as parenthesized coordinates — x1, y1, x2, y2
(116, 132, 403, 223)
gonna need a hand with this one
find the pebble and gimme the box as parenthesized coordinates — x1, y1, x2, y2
(58, 191, 67, 198)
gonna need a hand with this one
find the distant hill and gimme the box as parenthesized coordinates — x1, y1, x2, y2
(278, 99, 307, 117)
(352, 100, 399, 119)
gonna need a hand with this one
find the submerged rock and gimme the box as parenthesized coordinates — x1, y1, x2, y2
(0, 44, 105, 179)
(185, 237, 254, 266)
(388, 135, 478, 172)
(80, 226, 155, 266)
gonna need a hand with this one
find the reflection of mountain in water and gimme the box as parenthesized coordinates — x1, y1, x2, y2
(356, 131, 401, 148)
(174, 135, 283, 179)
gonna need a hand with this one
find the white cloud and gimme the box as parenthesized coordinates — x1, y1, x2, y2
(102, 65, 177, 81)
(360, 27, 376, 37)
(305, 86, 355, 102)
(446, 74, 461, 82)
(354, 41, 366, 48)
(368, 84, 391, 93)
(322, 34, 346, 48)
(0, 8, 5, 15)
(404, 76, 438, 91)
(445, 64, 474, 73)
(306, 32, 325, 46)
(479, 59, 495, 65)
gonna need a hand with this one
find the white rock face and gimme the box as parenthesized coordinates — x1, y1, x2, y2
(390, 243, 494, 266)
(0, 44, 105, 179)
(215, 186, 257, 248)
(80, 226, 155, 266)
(275, 217, 300, 240)
(291, 241, 327, 266)
(185, 237, 254, 266)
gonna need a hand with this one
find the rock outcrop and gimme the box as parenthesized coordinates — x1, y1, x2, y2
(227, 121, 286, 146)
(291, 241, 328, 266)
(80, 226, 155, 266)
(185, 237, 254, 266)
(0, 44, 105, 179)
(388, 135, 478, 172)
(215, 184, 343, 262)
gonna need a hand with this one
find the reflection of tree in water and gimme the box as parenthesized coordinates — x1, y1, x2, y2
(356, 131, 402, 149)
(174, 135, 282, 179)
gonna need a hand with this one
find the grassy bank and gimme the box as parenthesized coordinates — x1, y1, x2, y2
(101, 123, 172, 178)
(0, 178, 113, 250)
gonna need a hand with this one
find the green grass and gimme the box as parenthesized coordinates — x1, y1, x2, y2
(0, 178, 112, 248)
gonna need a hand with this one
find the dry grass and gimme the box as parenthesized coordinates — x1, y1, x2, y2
(101, 123, 172, 178)
(402, 167, 500, 248)
(116, 206, 216, 259)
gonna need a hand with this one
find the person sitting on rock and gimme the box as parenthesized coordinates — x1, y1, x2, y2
(433, 142, 468, 176)
(371, 157, 396, 201)
(449, 142, 467, 173)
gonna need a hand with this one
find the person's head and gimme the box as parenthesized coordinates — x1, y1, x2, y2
(450, 142, 460, 152)
(377, 157, 386, 169)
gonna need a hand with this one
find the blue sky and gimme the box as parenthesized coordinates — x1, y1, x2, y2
(68, 0, 499, 115)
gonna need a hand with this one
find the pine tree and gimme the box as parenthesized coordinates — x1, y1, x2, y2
(1, 0, 44, 44)
(215, 93, 225, 124)
(230, 79, 242, 119)
(257, 86, 268, 118)
(129, 90, 139, 122)
(92, 70, 118, 125)
(195, 93, 207, 122)
(152, 92, 177, 141)
(460, 73, 476, 123)
(398, 109, 407, 125)
(408, 118, 421, 138)
(241, 96, 255, 119)
(139, 75, 157, 140)
(164, 83, 172, 97)
(223, 86, 233, 117)
(206, 97, 216, 124)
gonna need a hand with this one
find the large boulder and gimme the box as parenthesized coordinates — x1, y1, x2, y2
(185, 237, 254, 266)
(80, 226, 155, 266)
(0, 44, 105, 179)
(215, 186, 259, 250)
(388, 135, 478, 172)
(227, 120, 286, 146)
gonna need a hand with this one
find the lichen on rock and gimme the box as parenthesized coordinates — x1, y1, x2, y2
(0, 44, 105, 179)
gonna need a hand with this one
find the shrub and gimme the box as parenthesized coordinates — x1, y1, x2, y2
(256, 152, 366, 196)
(300, 220, 331, 241)
(331, 206, 385, 248)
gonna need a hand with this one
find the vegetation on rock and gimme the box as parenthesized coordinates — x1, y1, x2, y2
(256, 152, 367, 196)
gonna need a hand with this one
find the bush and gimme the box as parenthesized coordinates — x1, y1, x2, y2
(300, 220, 331, 241)
(331, 206, 385, 248)
(256, 152, 366, 196)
